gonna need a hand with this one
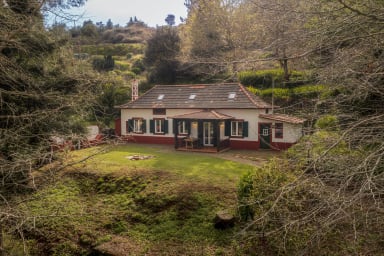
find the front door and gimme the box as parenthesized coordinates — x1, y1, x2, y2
(259, 123, 271, 149)
(203, 122, 214, 146)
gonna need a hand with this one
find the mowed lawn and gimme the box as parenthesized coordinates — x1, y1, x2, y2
(15, 144, 262, 255)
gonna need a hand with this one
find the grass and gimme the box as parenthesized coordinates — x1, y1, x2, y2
(14, 144, 257, 255)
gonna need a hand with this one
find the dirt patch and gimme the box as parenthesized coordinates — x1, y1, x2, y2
(93, 236, 146, 256)
(213, 149, 283, 167)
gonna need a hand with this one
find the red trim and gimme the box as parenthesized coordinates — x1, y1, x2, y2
(115, 118, 121, 136)
(119, 136, 296, 150)
(271, 142, 295, 150)
(274, 123, 283, 139)
(230, 140, 260, 150)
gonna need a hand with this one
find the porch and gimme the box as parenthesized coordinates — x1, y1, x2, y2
(175, 137, 231, 153)
(170, 110, 234, 153)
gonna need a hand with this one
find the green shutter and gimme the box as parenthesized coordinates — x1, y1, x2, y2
(164, 120, 169, 134)
(127, 119, 133, 133)
(243, 121, 249, 137)
(141, 119, 147, 133)
(150, 119, 154, 133)
(225, 120, 231, 136)
(186, 121, 191, 134)
(173, 120, 178, 134)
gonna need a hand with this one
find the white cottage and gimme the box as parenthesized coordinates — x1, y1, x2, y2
(116, 83, 305, 152)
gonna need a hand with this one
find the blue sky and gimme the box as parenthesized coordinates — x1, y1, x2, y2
(49, 0, 188, 27)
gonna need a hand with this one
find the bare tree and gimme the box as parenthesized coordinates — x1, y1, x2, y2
(238, 0, 384, 254)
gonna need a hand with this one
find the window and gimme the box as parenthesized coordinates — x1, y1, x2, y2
(178, 121, 189, 134)
(126, 118, 146, 133)
(275, 123, 283, 138)
(153, 108, 166, 115)
(157, 94, 165, 100)
(150, 119, 168, 134)
(133, 119, 144, 133)
(188, 94, 196, 100)
(155, 119, 164, 133)
(228, 92, 236, 100)
(231, 121, 243, 137)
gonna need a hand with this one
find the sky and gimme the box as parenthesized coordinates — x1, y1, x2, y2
(51, 0, 188, 27)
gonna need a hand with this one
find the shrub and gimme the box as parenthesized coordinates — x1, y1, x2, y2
(315, 115, 338, 131)
(238, 69, 313, 88)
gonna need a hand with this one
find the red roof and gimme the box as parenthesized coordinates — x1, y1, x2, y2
(259, 114, 305, 124)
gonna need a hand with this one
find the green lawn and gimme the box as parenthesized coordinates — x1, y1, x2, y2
(15, 144, 257, 255)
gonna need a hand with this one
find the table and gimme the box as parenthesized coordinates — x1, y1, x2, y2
(184, 137, 198, 149)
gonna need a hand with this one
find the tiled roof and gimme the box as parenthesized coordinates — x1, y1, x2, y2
(259, 114, 306, 124)
(117, 83, 272, 109)
(168, 110, 234, 120)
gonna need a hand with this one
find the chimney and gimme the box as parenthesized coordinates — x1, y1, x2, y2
(132, 79, 139, 101)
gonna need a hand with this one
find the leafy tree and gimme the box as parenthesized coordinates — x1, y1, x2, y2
(93, 81, 130, 127)
(81, 20, 98, 37)
(144, 26, 181, 84)
(0, 0, 97, 252)
(165, 14, 176, 26)
(92, 55, 115, 72)
(106, 18, 113, 29)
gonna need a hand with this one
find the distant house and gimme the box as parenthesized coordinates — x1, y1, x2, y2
(115, 83, 305, 152)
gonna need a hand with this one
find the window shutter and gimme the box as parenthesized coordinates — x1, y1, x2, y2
(225, 120, 231, 136)
(150, 119, 154, 133)
(186, 121, 191, 134)
(126, 119, 133, 133)
(164, 120, 169, 134)
(141, 119, 147, 133)
(243, 121, 249, 137)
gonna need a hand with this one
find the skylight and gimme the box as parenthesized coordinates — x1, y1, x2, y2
(228, 92, 236, 99)
(157, 94, 165, 100)
(189, 94, 196, 100)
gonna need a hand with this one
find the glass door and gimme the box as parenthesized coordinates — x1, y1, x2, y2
(203, 122, 214, 146)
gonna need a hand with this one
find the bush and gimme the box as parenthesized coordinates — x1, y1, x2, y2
(315, 115, 338, 131)
(248, 84, 327, 101)
(238, 69, 313, 88)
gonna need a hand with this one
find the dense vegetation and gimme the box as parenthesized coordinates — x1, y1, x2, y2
(1, 0, 383, 255)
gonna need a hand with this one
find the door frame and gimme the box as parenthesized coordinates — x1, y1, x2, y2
(203, 121, 214, 146)
(259, 123, 272, 149)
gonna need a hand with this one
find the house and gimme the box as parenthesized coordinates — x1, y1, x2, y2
(115, 83, 305, 152)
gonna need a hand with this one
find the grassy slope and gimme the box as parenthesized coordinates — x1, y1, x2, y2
(15, 144, 255, 255)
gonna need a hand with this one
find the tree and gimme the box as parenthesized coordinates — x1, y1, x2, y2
(0, 1, 97, 253)
(81, 19, 98, 37)
(106, 18, 113, 29)
(238, 0, 384, 254)
(92, 55, 115, 72)
(165, 14, 176, 26)
(144, 26, 181, 84)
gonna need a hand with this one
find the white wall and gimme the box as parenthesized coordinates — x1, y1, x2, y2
(120, 108, 302, 143)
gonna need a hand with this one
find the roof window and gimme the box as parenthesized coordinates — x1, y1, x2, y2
(228, 92, 236, 99)
(189, 94, 196, 100)
(157, 94, 165, 100)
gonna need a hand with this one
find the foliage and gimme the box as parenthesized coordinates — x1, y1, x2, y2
(80, 43, 144, 56)
(92, 55, 115, 71)
(237, 172, 255, 221)
(92, 81, 130, 127)
(12, 144, 252, 254)
(144, 26, 181, 84)
(314, 115, 338, 131)
(238, 69, 312, 89)
(248, 84, 326, 100)
(0, 1, 99, 254)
